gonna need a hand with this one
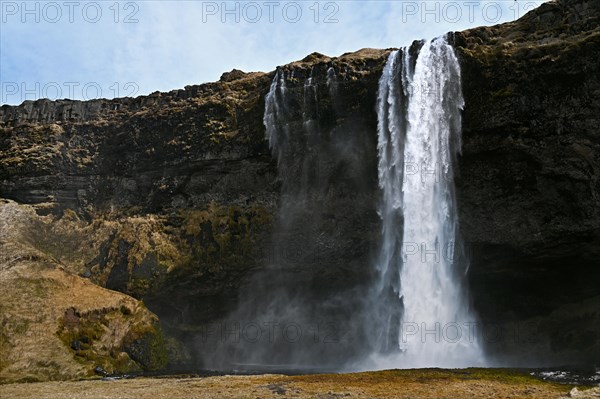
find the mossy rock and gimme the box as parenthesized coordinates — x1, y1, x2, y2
(122, 324, 168, 371)
(57, 306, 167, 375)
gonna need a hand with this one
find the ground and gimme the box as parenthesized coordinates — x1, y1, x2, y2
(2, 368, 595, 399)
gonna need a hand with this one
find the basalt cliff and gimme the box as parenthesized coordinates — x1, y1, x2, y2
(0, 0, 599, 382)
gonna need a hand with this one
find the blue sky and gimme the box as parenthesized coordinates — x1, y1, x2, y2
(0, 1, 544, 105)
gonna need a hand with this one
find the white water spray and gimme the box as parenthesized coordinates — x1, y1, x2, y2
(264, 69, 289, 165)
(373, 36, 484, 368)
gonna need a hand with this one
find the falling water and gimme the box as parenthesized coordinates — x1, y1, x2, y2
(202, 66, 367, 371)
(373, 35, 484, 368)
(264, 69, 289, 166)
(303, 68, 319, 135)
(209, 39, 482, 370)
(326, 67, 338, 98)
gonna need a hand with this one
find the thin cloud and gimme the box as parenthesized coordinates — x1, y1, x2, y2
(0, 1, 544, 105)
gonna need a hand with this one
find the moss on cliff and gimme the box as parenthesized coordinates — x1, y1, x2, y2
(53, 301, 170, 377)
(56, 307, 139, 375)
(121, 322, 169, 371)
(180, 202, 272, 272)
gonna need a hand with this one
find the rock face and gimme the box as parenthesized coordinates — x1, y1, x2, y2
(0, 0, 599, 378)
(0, 200, 168, 383)
(453, 0, 600, 365)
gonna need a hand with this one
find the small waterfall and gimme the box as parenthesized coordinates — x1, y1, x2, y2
(264, 69, 289, 166)
(303, 68, 320, 139)
(202, 66, 371, 371)
(372, 36, 484, 368)
(326, 67, 338, 98)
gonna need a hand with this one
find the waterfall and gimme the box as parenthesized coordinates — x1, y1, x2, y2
(208, 40, 483, 370)
(326, 67, 338, 98)
(202, 65, 369, 371)
(373, 35, 484, 368)
(303, 68, 320, 140)
(264, 69, 289, 167)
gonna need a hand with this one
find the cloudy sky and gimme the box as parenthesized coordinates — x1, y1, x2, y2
(1, 1, 544, 105)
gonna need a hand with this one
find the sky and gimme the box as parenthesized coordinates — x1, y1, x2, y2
(0, 0, 545, 105)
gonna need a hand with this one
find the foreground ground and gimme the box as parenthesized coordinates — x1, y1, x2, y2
(2, 368, 597, 399)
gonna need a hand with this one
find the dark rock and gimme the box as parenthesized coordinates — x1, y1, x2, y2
(220, 69, 247, 82)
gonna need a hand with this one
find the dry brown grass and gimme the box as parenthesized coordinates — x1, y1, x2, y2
(0, 369, 577, 399)
(0, 200, 161, 383)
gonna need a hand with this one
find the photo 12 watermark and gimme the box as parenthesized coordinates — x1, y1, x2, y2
(199, 321, 340, 344)
(399, 320, 542, 345)
(1, 1, 140, 24)
(199, 1, 339, 23)
(1, 82, 139, 104)
(397, 1, 544, 24)
(401, 241, 464, 264)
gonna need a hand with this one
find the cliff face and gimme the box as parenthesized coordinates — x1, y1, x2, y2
(1, 0, 599, 378)
(454, 0, 600, 364)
